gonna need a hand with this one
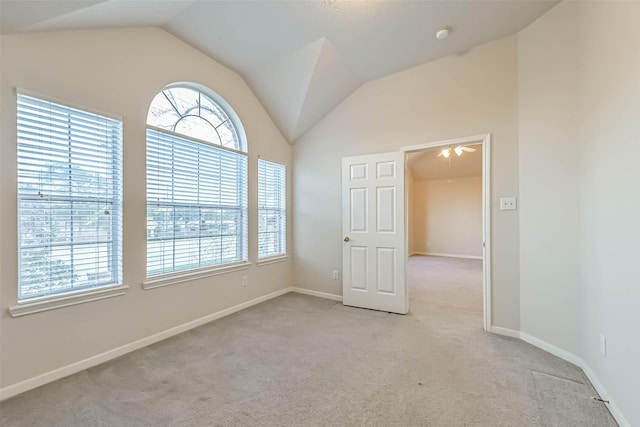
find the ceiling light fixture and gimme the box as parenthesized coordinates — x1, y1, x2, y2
(435, 26, 452, 41)
(437, 145, 476, 159)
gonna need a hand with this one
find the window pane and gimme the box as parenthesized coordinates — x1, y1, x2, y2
(147, 92, 181, 130)
(146, 129, 247, 277)
(146, 87, 241, 151)
(174, 115, 221, 145)
(258, 160, 286, 258)
(199, 94, 227, 128)
(17, 94, 123, 301)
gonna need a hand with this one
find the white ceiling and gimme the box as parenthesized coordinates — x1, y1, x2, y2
(407, 144, 482, 181)
(0, 0, 558, 142)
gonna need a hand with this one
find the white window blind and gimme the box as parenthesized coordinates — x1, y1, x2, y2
(146, 129, 248, 276)
(17, 94, 123, 301)
(258, 159, 286, 258)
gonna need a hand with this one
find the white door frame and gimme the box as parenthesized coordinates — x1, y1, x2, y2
(401, 133, 492, 331)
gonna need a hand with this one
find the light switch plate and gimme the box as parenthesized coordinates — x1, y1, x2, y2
(500, 197, 517, 210)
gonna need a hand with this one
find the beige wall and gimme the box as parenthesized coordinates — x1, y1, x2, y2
(407, 167, 416, 255)
(294, 36, 520, 330)
(518, 0, 582, 356)
(519, 2, 640, 425)
(410, 176, 482, 258)
(0, 28, 292, 389)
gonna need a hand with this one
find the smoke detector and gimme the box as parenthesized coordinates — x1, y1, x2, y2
(435, 27, 452, 40)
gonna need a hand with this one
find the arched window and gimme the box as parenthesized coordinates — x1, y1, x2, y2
(146, 84, 248, 278)
(147, 85, 244, 151)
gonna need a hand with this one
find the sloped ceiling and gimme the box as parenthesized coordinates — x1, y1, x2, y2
(0, 0, 196, 33)
(245, 37, 361, 140)
(0, 0, 558, 143)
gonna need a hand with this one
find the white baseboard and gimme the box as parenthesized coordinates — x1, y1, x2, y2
(0, 287, 291, 401)
(519, 332, 584, 367)
(410, 252, 482, 260)
(290, 287, 343, 302)
(580, 362, 630, 427)
(1, 291, 629, 427)
(488, 326, 628, 426)
(518, 332, 629, 427)
(488, 326, 521, 338)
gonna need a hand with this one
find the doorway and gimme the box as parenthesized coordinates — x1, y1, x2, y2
(402, 134, 491, 330)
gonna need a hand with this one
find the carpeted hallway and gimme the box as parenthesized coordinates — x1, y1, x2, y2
(0, 256, 617, 426)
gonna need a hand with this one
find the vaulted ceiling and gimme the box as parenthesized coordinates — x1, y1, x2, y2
(0, 0, 557, 143)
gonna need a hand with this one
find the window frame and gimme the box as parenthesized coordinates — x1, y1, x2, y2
(12, 90, 126, 314)
(257, 158, 287, 261)
(144, 84, 249, 285)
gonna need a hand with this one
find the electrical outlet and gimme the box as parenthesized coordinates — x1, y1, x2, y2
(332, 270, 339, 280)
(500, 197, 517, 211)
(600, 334, 606, 357)
(241, 276, 248, 287)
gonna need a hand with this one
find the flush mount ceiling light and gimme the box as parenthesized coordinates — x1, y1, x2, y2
(437, 145, 476, 158)
(435, 26, 452, 41)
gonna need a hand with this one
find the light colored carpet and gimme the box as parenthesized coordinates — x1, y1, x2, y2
(0, 256, 617, 426)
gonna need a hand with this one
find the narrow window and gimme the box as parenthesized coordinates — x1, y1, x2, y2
(258, 159, 286, 259)
(17, 94, 123, 301)
(146, 85, 248, 276)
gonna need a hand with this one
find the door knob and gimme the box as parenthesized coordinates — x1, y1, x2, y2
(344, 236, 350, 242)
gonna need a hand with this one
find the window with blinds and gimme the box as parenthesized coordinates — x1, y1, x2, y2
(258, 159, 286, 259)
(17, 94, 123, 301)
(146, 85, 247, 277)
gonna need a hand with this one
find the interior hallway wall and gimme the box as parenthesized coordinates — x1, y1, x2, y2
(518, 2, 640, 425)
(579, 4, 640, 424)
(410, 176, 482, 258)
(518, 0, 582, 358)
(294, 36, 520, 330)
(0, 28, 293, 390)
(407, 167, 416, 254)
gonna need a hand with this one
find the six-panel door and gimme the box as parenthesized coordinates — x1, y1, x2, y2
(342, 152, 407, 314)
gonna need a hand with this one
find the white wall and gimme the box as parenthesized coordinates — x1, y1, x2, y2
(294, 36, 520, 330)
(410, 176, 482, 258)
(0, 28, 292, 389)
(518, 1, 582, 357)
(579, 4, 640, 424)
(519, 2, 640, 425)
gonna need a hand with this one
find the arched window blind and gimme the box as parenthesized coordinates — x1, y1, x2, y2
(17, 93, 123, 301)
(146, 85, 247, 277)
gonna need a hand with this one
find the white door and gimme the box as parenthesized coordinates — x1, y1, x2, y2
(342, 152, 407, 314)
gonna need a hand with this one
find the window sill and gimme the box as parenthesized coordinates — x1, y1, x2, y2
(142, 262, 252, 290)
(8, 285, 130, 318)
(256, 255, 289, 267)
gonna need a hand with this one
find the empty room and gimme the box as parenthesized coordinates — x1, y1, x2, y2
(406, 142, 485, 335)
(0, 1, 638, 426)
